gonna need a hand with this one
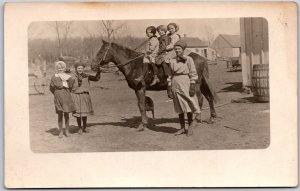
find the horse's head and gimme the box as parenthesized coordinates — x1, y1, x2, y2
(91, 40, 114, 71)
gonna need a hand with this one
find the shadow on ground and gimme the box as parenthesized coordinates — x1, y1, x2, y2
(46, 116, 179, 136)
(218, 82, 243, 93)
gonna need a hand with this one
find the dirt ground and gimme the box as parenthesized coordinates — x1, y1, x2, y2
(29, 62, 270, 153)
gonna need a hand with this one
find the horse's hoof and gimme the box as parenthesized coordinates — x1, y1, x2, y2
(206, 118, 215, 124)
(174, 129, 186, 136)
(83, 129, 90, 133)
(136, 127, 144, 132)
(196, 119, 202, 123)
(195, 114, 202, 123)
(136, 123, 146, 132)
(58, 133, 63, 138)
(211, 113, 217, 118)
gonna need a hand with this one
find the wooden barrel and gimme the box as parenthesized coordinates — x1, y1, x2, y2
(252, 64, 269, 102)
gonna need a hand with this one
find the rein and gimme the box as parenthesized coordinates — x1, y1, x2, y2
(98, 43, 144, 69)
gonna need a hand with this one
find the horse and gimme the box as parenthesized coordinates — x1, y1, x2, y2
(92, 40, 219, 131)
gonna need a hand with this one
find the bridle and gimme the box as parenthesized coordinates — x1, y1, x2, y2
(95, 43, 145, 69)
(96, 43, 111, 68)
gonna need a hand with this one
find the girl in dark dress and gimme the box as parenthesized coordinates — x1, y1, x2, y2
(71, 63, 101, 134)
(50, 61, 76, 138)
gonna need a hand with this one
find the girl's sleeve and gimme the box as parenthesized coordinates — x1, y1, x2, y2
(88, 70, 101, 81)
(49, 77, 56, 94)
(157, 37, 167, 55)
(166, 34, 180, 50)
(187, 58, 198, 83)
(148, 38, 159, 53)
(67, 76, 75, 89)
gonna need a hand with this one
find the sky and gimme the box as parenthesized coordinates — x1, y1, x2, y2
(28, 18, 240, 41)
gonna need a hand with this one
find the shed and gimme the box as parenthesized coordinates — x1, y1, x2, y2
(212, 34, 241, 58)
(240, 18, 269, 88)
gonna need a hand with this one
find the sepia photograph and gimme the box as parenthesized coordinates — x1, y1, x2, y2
(5, 2, 297, 188)
(28, 18, 270, 152)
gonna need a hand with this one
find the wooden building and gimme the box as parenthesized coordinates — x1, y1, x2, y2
(212, 34, 241, 58)
(240, 18, 269, 88)
(182, 36, 216, 60)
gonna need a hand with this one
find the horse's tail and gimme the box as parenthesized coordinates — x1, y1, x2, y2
(202, 65, 219, 104)
(202, 76, 219, 104)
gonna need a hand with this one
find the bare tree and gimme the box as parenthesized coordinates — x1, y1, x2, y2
(203, 25, 215, 46)
(53, 21, 73, 56)
(83, 24, 103, 58)
(100, 20, 127, 42)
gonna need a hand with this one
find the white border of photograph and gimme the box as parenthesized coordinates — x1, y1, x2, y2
(4, 2, 297, 188)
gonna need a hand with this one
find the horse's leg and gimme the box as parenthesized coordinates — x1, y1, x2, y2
(135, 88, 148, 131)
(195, 83, 203, 123)
(201, 80, 217, 124)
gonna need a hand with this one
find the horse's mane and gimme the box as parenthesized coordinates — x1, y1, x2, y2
(111, 42, 142, 58)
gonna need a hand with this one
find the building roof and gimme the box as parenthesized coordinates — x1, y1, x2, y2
(219, 34, 241, 47)
(182, 37, 209, 48)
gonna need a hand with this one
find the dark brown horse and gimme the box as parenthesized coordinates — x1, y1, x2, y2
(92, 40, 218, 131)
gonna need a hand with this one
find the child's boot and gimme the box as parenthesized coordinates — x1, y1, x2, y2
(150, 75, 160, 86)
(134, 75, 144, 85)
(65, 125, 71, 137)
(77, 117, 83, 135)
(58, 124, 63, 138)
(82, 117, 89, 133)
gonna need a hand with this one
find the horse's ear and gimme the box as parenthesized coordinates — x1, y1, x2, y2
(102, 39, 108, 44)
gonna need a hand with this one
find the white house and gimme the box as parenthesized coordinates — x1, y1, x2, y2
(182, 36, 216, 60)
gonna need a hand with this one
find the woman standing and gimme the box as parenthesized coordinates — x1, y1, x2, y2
(168, 40, 201, 136)
(71, 63, 101, 134)
(50, 61, 76, 138)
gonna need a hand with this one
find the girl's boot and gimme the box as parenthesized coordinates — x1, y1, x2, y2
(64, 113, 71, 137)
(77, 117, 82, 135)
(58, 114, 63, 138)
(82, 117, 89, 133)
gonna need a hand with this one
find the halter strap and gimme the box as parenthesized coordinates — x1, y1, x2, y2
(97, 43, 144, 68)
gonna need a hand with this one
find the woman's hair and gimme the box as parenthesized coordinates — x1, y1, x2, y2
(55, 61, 67, 71)
(146, 26, 157, 35)
(167, 23, 179, 32)
(156, 25, 167, 33)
